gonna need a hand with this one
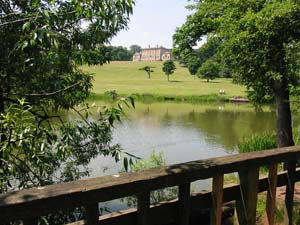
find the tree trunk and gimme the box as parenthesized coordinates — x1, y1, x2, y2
(168, 75, 169, 82)
(148, 72, 150, 79)
(275, 81, 294, 148)
(207, 79, 209, 82)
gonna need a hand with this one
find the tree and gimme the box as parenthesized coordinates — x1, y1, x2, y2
(107, 46, 133, 61)
(139, 66, 155, 79)
(176, 36, 231, 79)
(186, 55, 202, 79)
(130, 44, 142, 54)
(197, 59, 220, 82)
(174, 0, 300, 148)
(162, 60, 176, 82)
(0, 0, 136, 205)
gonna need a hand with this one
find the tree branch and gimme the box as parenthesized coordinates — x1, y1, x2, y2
(4, 81, 82, 97)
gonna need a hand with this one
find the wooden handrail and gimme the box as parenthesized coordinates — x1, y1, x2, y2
(68, 170, 300, 225)
(1, 146, 300, 224)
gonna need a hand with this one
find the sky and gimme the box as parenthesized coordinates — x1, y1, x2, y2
(110, 0, 191, 49)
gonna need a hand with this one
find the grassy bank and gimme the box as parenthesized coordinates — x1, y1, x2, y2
(82, 61, 247, 102)
(89, 92, 228, 103)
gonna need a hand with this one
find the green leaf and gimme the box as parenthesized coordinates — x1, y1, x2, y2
(124, 157, 128, 171)
(22, 22, 31, 31)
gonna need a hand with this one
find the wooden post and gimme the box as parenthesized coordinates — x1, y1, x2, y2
(23, 218, 38, 225)
(233, 208, 240, 225)
(236, 167, 259, 225)
(178, 183, 191, 225)
(285, 161, 296, 225)
(137, 192, 150, 225)
(84, 203, 100, 225)
(264, 164, 278, 225)
(210, 174, 224, 225)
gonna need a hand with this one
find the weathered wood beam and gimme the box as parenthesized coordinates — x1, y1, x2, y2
(285, 160, 296, 225)
(1, 146, 300, 223)
(178, 183, 191, 225)
(236, 167, 259, 225)
(265, 164, 278, 225)
(84, 203, 100, 225)
(68, 170, 300, 225)
(210, 174, 224, 225)
(137, 192, 150, 225)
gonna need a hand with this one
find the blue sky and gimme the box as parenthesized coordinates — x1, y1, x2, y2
(110, 0, 191, 49)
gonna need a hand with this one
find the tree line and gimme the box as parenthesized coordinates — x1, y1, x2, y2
(107, 44, 141, 61)
(76, 45, 141, 63)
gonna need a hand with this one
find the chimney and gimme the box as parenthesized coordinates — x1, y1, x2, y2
(148, 45, 151, 48)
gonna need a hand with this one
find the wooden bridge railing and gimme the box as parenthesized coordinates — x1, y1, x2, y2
(1, 146, 300, 225)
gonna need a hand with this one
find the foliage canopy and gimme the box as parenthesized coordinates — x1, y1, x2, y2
(0, 0, 136, 198)
(139, 66, 155, 79)
(162, 60, 176, 81)
(174, 0, 300, 147)
(197, 59, 220, 82)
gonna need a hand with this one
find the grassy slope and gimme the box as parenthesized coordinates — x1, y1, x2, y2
(82, 61, 246, 99)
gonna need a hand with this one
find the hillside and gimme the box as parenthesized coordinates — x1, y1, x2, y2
(81, 61, 246, 101)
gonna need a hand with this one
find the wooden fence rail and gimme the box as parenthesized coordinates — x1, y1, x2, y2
(1, 146, 300, 225)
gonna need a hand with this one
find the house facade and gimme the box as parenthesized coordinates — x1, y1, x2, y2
(133, 45, 172, 61)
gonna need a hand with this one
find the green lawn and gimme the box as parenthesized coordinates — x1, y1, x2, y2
(81, 61, 246, 100)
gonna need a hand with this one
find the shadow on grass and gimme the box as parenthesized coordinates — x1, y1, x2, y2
(200, 81, 221, 83)
(169, 80, 184, 83)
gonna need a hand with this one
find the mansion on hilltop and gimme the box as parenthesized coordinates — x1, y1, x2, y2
(133, 45, 172, 61)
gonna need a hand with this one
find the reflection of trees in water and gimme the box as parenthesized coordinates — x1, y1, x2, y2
(132, 104, 300, 151)
(165, 109, 277, 151)
(194, 109, 276, 150)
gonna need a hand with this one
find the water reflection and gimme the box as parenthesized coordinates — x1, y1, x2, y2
(88, 102, 281, 178)
(84, 101, 299, 213)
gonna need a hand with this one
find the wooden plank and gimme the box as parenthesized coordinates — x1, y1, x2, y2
(233, 208, 239, 225)
(1, 146, 300, 222)
(84, 203, 99, 225)
(23, 218, 38, 225)
(236, 167, 259, 225)
(68, 170, 300, 225)
(285, 161, 296, 225)
(137, 192, 150, 225)
(178, 183, 191, 225)
(265, 164, 278, 225)
(210, 174, 224, 225)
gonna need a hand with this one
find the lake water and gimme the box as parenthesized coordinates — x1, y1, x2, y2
(83, 101, 299, 212)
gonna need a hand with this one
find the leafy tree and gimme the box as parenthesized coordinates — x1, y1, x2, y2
(1, 0, 137, 222)
(186, 55, 201, 79)
(174, 0, 300, 148)
(0, 0, 136, 207)
(107, 46, 133, 61)
(130, 44, 142, 54)
(162, 60, 176, 82)
(176, 36, 232, 79)
(139, 66, 155, 79)
(197, 59, 220, 82)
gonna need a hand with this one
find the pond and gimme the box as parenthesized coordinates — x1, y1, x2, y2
(83, 101, 298, 212)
